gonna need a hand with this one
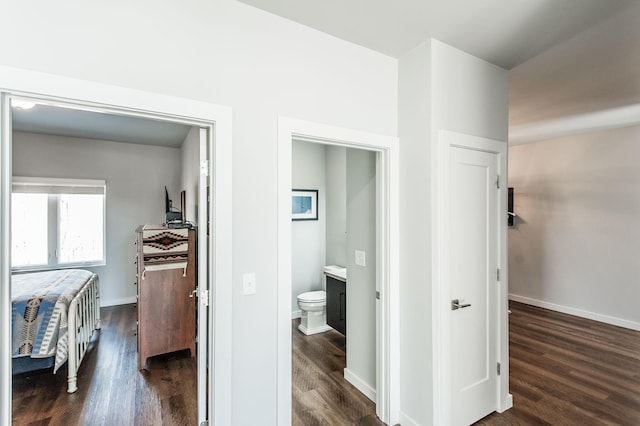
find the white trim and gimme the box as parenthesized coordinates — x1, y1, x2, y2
(509, 294, 640, 332)
(0, 65, 233, 426)
(1, 93, 13, 423)
(0, 66, 218, 125)
(432, 130, 510, 424)
(211, 95, 233, 426)
(291, 310, 302, 319)
(399, 411, 420, 426)
(277, 117, 399, 426)
(344, 368, 376, 402)
(499, 393, 514, 413)
(197, 127, 209, 423)
(100, 296, 137, 307)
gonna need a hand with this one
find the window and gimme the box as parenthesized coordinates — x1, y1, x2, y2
(11, 177, 106, 270)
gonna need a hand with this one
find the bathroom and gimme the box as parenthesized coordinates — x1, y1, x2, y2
(291, 139, 378, 400)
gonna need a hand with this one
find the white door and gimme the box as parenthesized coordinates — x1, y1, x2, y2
(197, 127, 210, 424)
(449, 145, 499, 425)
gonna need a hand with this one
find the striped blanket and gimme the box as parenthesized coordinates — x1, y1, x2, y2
(11, 269, 97, 373)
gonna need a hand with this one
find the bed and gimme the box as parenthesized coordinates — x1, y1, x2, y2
(11, 269, 101, 393)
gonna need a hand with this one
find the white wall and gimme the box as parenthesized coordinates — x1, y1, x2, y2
(180, 127, 200, 224)
(0, 2, 398, 422)
(398, 39, 508, 425)
(508, 3, 640, 331)
(398, 40, 433, 426)
(431, 40, 509, 143)
(291, 141, 326, 314)
(325, 146, 347, 267)
(508, 126, 640, 330)
(12, 131, 182, 306)
(345, 148, 377, 396)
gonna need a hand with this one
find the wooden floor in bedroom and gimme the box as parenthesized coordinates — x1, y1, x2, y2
(11, 303, 197, 426)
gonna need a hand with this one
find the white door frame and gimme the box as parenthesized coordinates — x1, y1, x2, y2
(197, 127, 210, 422)
(0, 66, 233, 425)
(277, 117, 399, 425)
(432, 130, 512, 425)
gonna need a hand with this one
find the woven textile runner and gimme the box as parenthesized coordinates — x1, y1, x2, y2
(141, 225, 189, 278)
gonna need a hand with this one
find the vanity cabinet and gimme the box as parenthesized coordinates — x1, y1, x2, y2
(326, 275, 346, 336)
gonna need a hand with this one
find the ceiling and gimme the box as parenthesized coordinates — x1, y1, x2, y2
(12, 1, 637, 145)
(12, 101, 193, 148)
(236, 0, 636, 69)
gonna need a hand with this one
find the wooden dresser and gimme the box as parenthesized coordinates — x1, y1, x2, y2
(135, 225, 196, 370)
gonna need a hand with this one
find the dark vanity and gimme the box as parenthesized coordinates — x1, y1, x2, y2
(326, 271, 347, 336)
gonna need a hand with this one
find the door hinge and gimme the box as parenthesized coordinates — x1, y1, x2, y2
(200, 160, 210, 177)
(200, 421, 209, 426)
(200, 289, 209, 307)
(497, 268, 501, 281)
(497, 362, 501, 375)
(496, 175, 501, 189)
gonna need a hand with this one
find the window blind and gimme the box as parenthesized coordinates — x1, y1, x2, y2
(12, 177, 106, 195)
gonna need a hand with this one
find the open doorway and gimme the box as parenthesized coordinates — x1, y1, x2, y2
(290, 140, 380, 423)
(277, 117, 399, 425)
(0, 68, 232, 425)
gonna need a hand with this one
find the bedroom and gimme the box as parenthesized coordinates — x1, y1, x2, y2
(9, 100, 206, 423)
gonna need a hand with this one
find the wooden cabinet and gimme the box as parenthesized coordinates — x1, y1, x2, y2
(326, 275, 346, 336)
(135, 225, 196, 370)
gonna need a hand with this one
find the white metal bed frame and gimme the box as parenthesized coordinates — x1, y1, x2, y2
(66, 274, 101, 393)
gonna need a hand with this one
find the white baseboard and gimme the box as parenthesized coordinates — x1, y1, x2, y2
(498, 393, 513, 413)
(509, 294, 640, 331)
(100, 296, 137, 307)
(291, 310, 301, 319)
(398, 395, 511, 426)
(343, 368, 376, 402)
(399, 411, 419, 426)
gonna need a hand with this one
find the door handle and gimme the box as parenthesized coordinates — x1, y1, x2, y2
(451, 299, 471, 310)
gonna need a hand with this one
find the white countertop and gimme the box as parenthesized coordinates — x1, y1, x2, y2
(323, 265, 346, 282)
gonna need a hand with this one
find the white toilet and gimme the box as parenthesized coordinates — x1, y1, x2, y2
(297, 290, 332, 335)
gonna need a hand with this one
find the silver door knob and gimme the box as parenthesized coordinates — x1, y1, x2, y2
(451, 299, 471, 310)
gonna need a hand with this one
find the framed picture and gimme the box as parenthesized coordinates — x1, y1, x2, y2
(291, 189, 318, 221)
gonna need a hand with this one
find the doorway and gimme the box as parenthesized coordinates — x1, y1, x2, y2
(290, 141, 378, 418)
(277, 117, 399, 425)
(0, 67, 233, 425)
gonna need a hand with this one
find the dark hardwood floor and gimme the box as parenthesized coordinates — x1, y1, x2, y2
(12, 301, 640, 425)
(292, 319, 386, 425)
(479, 301, 640, 425)
(12, 304, 197, 425)
(292, 302, 640, 426)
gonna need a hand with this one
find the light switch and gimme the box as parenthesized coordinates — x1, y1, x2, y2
(355, 250, 366, 267)
(243, 272, 256, 295)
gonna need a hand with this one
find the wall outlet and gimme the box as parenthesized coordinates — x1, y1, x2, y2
(355, 250, 366, 267)
(243, 272, 256, 295)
